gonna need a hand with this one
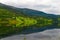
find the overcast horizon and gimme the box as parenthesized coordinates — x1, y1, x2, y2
(0, 0, 60, 15)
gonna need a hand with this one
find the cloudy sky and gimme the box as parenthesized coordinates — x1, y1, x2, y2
(0, 0, 60, 15)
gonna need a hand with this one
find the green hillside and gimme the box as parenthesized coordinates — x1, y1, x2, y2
(0, 3, 56, 38)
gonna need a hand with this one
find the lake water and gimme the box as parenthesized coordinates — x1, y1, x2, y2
(1, 29, 60, 40)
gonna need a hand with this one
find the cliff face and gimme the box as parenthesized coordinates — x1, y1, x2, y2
(0, 3, 59, 38)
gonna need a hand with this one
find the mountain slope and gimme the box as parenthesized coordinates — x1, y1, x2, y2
(0, 3, 59, 38)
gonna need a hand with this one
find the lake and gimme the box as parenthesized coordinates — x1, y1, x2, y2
(1, 29, 60, 40)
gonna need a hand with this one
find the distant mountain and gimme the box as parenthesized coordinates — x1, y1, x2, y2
(0, 3, 59, 39)
(0, 3, 57, 18)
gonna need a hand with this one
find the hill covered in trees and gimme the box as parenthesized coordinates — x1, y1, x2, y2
(0, 3, 59, 38)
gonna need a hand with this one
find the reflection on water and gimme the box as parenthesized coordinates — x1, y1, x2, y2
(1, 29, 60, 40)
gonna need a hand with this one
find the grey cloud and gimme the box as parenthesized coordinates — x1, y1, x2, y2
(34, 5, 51, 8)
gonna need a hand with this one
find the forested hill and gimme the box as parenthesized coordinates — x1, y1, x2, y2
(0, 3, 59, 38)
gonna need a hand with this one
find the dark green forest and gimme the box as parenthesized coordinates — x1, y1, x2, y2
(0, 3, 60, 38)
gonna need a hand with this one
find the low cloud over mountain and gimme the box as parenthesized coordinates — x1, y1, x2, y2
(0, 0, 60, 15)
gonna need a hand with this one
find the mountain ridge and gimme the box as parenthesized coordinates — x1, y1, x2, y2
(0, 3, 57, 17)
(0, 3, 59, 39)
